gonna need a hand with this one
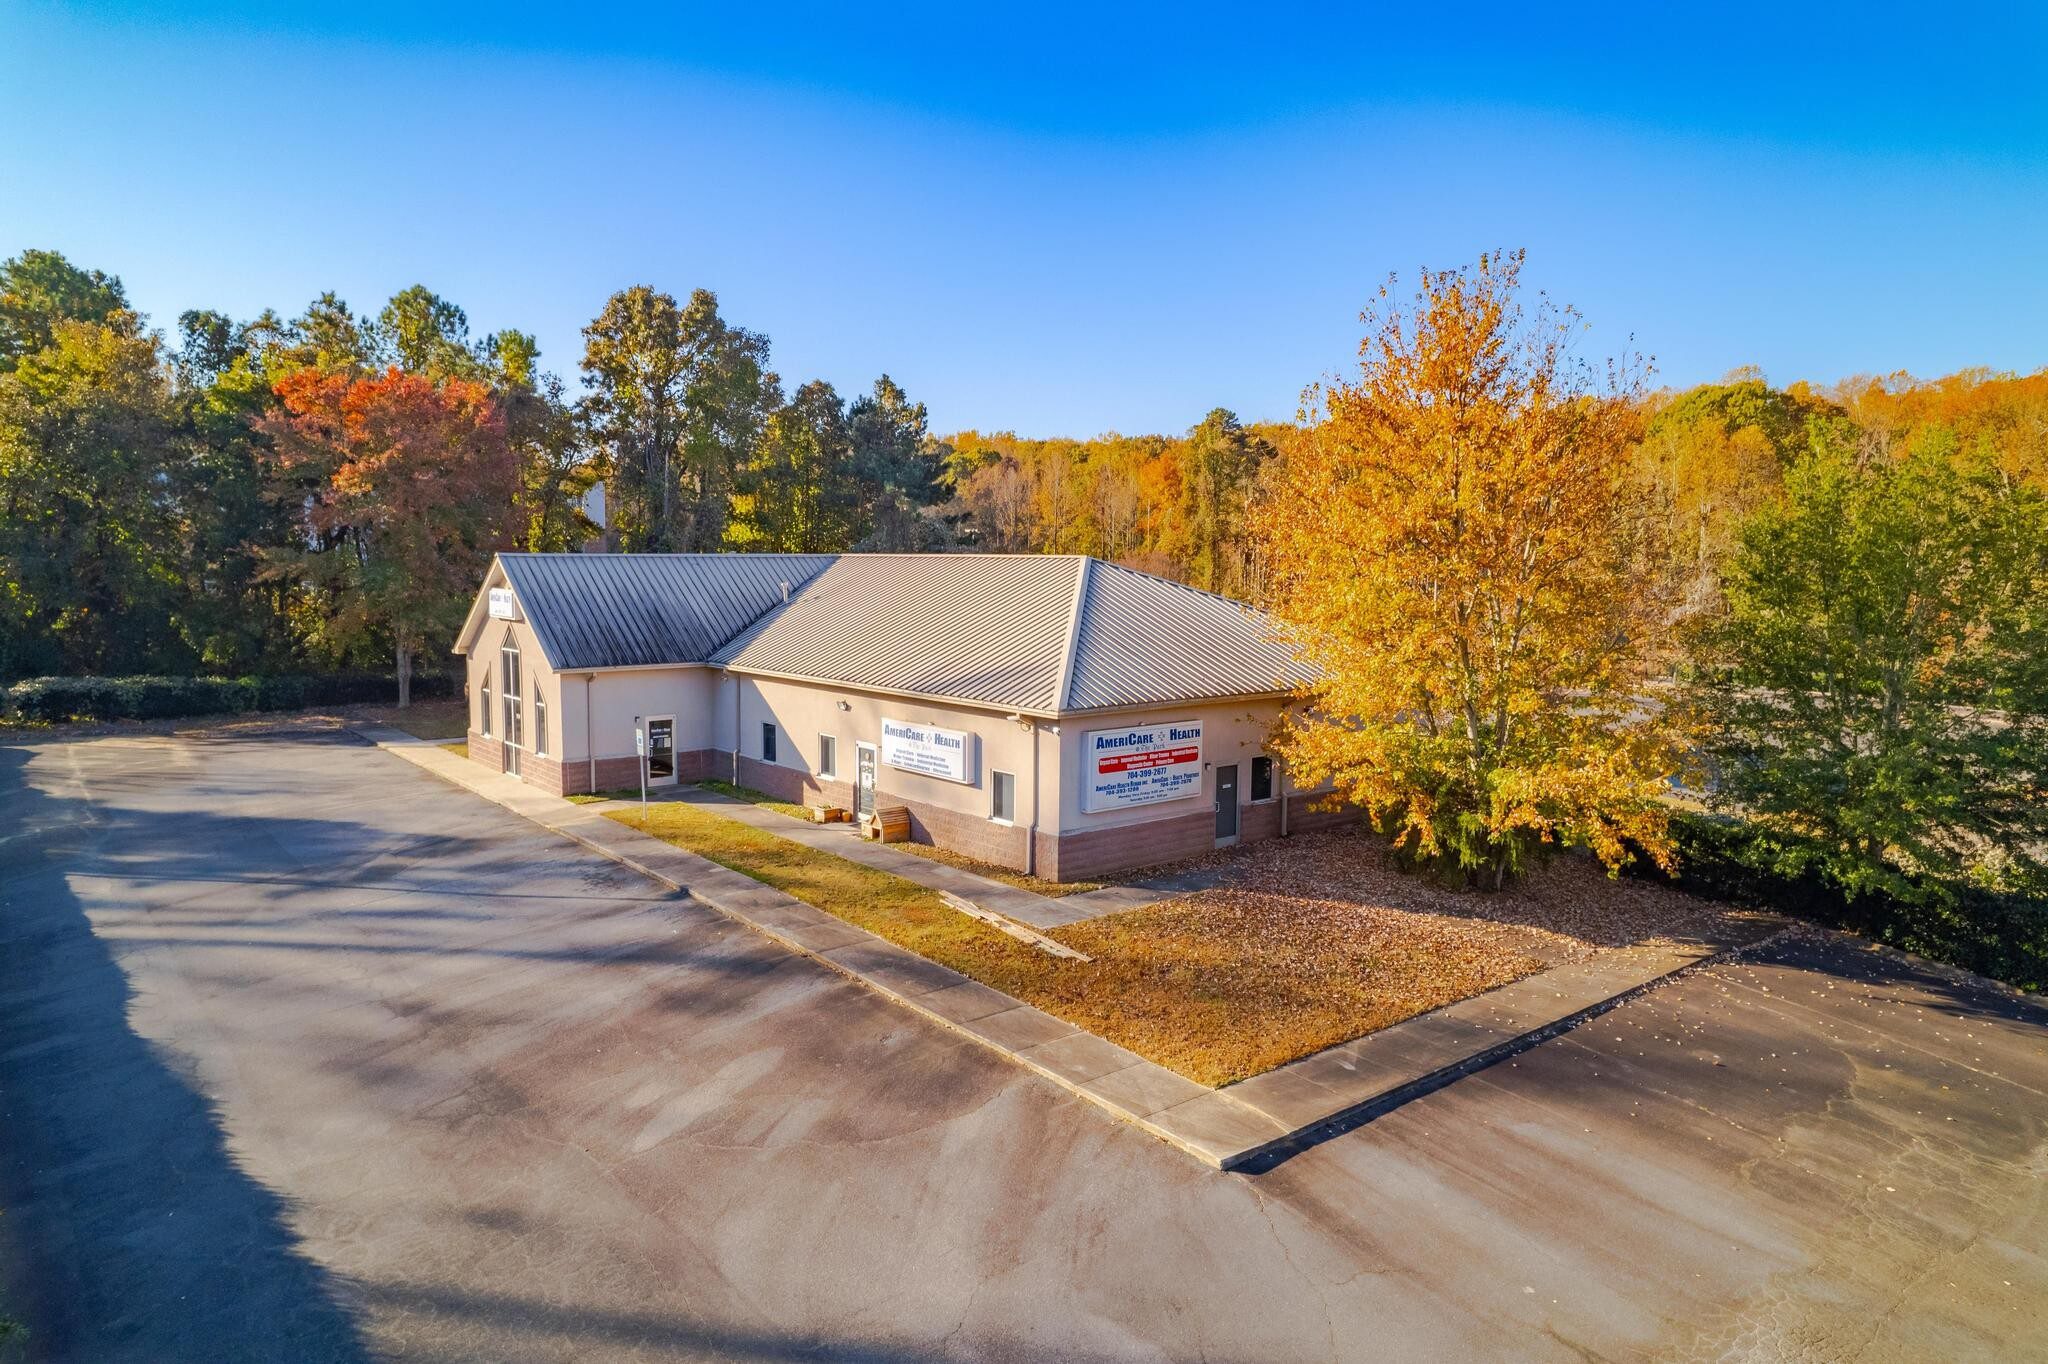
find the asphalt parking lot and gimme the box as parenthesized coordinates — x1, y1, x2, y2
(3, 728, 2044, 1362)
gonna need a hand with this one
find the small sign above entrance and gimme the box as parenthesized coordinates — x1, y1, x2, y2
(880, 718, 974, 784)
(487, 587, 520, 620)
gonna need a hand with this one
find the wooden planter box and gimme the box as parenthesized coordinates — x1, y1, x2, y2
(808, 804, 851, 824)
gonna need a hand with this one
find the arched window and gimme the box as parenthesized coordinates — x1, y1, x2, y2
(479, 674, 491, 736)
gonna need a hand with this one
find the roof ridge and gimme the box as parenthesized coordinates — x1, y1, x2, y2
(1054, 555, 1092, 713)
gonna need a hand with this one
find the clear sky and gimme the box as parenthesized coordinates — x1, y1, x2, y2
(3, 2, 2044, 435)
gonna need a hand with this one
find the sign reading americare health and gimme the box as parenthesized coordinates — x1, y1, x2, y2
(1083, 720, 1203, 812)
(880, 719, 974, 783)
(487, 587, 519, 620)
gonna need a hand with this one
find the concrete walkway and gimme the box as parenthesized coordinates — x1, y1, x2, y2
(668, 787, 1105, 930)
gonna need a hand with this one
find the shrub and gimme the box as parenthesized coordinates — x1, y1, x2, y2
(1, 671, 455, 724)
(1646, 810, 2047, 993)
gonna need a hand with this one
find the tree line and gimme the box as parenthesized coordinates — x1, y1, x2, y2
(8, 243, 2043, 694)
(0, 249, 956, 692)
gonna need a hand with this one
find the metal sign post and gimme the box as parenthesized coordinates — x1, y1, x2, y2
(634, 715, 647, 826)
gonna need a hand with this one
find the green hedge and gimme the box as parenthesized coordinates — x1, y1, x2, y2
(1647, 811, 2047, 993)
(1, 672, 456, 724)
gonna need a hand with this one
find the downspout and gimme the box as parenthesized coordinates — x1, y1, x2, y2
(584, 674, 595, 793)
(1278, 755, 1289, 838)
(1026, 721, 1040, 877)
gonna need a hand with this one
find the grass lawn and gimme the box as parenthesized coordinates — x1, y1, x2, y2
(440, 740, 467, 758)
(698, 781, 1116, 896)
(350, 699, 467, 742)
(698, 780, 811, 820)
(608, 802, 1568, 1085)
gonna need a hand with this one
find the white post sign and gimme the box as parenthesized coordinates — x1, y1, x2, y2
(879, 718, 974, 783)
(1082, 720, 1204, 811)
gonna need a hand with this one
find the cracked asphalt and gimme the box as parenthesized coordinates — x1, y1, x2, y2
(2, 729, 2044, 1362)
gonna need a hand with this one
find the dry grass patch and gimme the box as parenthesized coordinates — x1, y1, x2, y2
(348, 699, 467, 742)
(609, 803, 1755, 1086)
(884, 839, 1117, 897)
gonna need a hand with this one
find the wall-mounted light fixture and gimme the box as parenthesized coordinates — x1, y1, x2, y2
(836, 700, 851, 712)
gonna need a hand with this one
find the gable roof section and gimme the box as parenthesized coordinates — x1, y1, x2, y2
(493, 552, 837, 671)
(711, 555, 1082, 713)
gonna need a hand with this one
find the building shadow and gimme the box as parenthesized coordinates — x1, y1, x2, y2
(0, 741, 380, 1363)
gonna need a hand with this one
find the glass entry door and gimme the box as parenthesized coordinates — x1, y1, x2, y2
(647, 717, 676, 784)
(856, 743, 877, 819)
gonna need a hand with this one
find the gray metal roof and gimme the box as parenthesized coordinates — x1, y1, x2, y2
(497, 553, 836, 671)
(711, 555, 1083, 712)
(1063, 560, 1316, 711)
(712, 554, 1314, 714)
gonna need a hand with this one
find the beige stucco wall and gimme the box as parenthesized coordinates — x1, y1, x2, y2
(574, 668, 719, 766)
(1051, 699, 1288, 836)
(462, 615, 566, 761)
(731, 675, 1056, 828)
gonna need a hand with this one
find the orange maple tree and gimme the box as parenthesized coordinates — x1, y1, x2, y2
(1255, 252, 1680, 885)
(260, 366, 517, 703)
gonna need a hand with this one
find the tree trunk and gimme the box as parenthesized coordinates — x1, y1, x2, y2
(396, 643, 413, 709)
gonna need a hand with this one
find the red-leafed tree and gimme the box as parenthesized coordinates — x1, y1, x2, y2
(259, 366, 517, 704)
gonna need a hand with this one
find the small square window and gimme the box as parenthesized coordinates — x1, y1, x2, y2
(818, 734, 837, 779)
(1251, 755, 1275, 802)
(991, 770, 1016, 823)
(762, 723, 778, 764)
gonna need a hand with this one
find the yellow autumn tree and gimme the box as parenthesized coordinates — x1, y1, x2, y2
(1256, 252, 1679, 886)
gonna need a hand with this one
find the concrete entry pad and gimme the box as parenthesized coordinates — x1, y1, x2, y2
(5, 725, 2046, 1362)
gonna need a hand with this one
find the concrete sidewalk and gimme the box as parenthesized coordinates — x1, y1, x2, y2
(668, 786, 1106, 930)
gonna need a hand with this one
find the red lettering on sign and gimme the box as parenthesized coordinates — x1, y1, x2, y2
(1096, 745, 1198, 775)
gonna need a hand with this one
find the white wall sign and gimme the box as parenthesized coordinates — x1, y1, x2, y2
(1083, 720, 1204, 812)
(880, 718, 974, 783)
(488, 587, 519, 620)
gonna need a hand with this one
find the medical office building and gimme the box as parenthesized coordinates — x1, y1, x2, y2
(453, 552, 1339, 881)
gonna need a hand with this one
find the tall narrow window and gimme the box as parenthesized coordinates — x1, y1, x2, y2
(991, 770, 1017, 823)
(534, 696, 548, 756)
(818, 733, 837, 779)
(500, 634, 523, 753)
(480, 676, 491, 736)
(762, 723, 778, 764)
(1251, 755, 1275, 802)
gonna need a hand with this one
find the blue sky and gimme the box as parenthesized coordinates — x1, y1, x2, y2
(3, 2, 2044, 435)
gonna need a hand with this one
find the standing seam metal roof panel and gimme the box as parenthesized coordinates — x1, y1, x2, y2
(711, 555, 1082, 713)
(497, 553, 837, 671)
(1061, 561, 1316, 711)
